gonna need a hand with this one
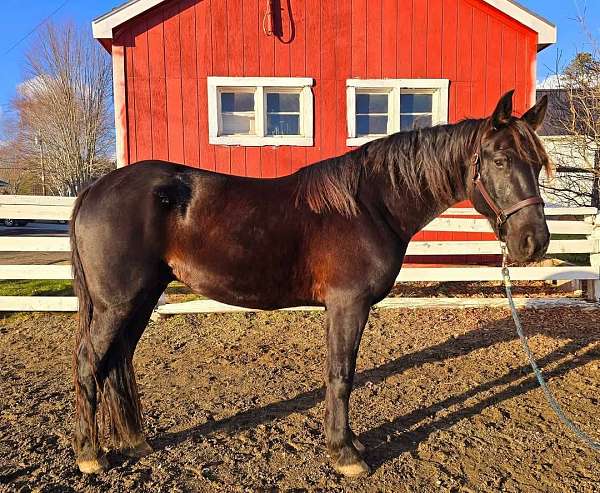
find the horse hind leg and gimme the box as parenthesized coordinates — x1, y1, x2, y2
(73, 307, 124, 474)
(101, 335, 148, 457)
(73, 329, 106, 474)
(101, 290, 166, 456)
(74, 290, 162, 473)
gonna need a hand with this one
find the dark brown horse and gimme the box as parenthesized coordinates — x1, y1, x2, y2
(71, 91, 550, 477)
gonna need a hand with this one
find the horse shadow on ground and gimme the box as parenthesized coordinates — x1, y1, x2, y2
(152, 310, 600, 472)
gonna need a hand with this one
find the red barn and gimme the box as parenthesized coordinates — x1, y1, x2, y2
(92, 0, 555, 260)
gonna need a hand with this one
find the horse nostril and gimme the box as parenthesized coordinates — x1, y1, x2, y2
(523, 234, 537, 258)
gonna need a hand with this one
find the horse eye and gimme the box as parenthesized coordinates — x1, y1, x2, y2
(494, 158, 504, 168)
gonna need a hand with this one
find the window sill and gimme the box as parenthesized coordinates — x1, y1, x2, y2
(209, 135, 314, 147)
(347, 136, 386, 147)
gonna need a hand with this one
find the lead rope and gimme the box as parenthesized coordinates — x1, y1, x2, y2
(501, 243, 600, 451)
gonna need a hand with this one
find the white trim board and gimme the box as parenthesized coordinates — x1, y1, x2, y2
(0, 265, 73, 280)
(396, 266, 600, 283)
(155, 297, 596, 315)
(0, 296, 594, 314)
(0, 296, 78, 312)
(92, 0, 165, 39)
(92, 0, 556, 49)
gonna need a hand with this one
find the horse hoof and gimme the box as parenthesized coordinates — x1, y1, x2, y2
(334, 458, 371, 478)
(77, 456, 108, 475)
(122, 439, 153, 458)
(352, 436, 366, 456)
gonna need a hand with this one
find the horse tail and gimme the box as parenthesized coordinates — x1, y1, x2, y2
(71, 185, 99, 450)
(71, 184, 145, 451)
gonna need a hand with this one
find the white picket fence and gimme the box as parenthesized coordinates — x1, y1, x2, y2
(0, 195, 599, 313)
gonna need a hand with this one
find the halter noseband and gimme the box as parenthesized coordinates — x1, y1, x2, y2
(471, 153, 544, 229)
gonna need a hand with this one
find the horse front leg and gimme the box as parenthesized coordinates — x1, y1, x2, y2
(324, 298, 371, 477)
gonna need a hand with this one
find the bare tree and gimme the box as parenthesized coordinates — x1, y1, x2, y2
(539, 16, 600, 208)
(12, 22, 115, 196)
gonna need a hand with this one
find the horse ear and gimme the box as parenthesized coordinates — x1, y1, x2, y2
(491, 90, 515, 129)
(521, 95, 548, 131)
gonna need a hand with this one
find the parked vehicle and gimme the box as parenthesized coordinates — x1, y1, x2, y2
(2, 218, 29, 227)
(0, 181, 31, 226)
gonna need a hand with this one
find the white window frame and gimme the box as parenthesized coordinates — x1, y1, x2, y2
(208, 77, 314, 147)
(346, 79, 450, 147)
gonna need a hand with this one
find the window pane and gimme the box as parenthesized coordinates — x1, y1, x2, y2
(356, 93, 388, 114)
(400, 93, 432, 113)
(400, 114, 433, 131)
(222, 113, 256, 135)
(221, 92, 255, 112)
(267, 93, 300, 112)
(356, 115, 388, 136)
(267, 114, 300, 135)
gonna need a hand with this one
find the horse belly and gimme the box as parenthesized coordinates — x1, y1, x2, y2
(166, 243, 310, 310)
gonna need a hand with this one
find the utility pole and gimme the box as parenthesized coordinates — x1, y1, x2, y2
(35, 133, 46, 196)
(592, 148, 600, 209)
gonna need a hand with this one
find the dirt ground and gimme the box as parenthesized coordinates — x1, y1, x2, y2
(1, 307, 599, 492)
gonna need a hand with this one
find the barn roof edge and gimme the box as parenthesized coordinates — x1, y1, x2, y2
(92, 0, 556, 48)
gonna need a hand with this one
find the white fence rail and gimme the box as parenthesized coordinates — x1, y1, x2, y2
(1, 195, 599, 312)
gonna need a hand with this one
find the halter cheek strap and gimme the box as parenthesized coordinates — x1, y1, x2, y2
(471, 153, 544, 228)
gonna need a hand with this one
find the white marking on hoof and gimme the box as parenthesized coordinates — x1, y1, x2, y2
(77, 459, 106, 475)
(334, 459, 371, 478)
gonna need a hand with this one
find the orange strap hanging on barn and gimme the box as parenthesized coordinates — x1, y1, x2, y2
(262, 0, 274, 36)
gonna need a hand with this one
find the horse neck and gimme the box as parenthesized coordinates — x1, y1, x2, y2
(364, 119, 486, 241)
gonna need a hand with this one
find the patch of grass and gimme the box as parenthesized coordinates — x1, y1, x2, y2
(165, 281, 205, 303)
(165, 281, 192, 295)
(0, 279, 204, 301)
(0, 279, 74, 297)
(550, 234, 590, 266)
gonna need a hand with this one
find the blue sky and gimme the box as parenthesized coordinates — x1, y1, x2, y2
(0, 0, 598, 118)
(0, 0, 116, 119)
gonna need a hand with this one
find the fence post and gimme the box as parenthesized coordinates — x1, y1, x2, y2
(586, 213, 600, 302)
(150, 292, 168, 322)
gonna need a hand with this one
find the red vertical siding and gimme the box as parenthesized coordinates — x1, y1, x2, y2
(164, 2, 184, 163)
(115, 0, 539, 178)
(131, 22, 152, 161)
(471, 6, 487, 118)
(304, 0, 321, 166)
(366, 0, 383, 79)
(397, 0, 413, 77)
(147, 10, 168, 161)
(514, 32, 529, 113)
(442, 0, 458, 120)
(411, 0, 428, 77)
(194, 0, 211, 169)
(289, 0, 307, 172)
(486, 17, 503, 114)
(180, 0, 200, 167)
(351, 0, 367, 79)
(227, 0, 244, 77)
(427, 0, 443, 78)
(381, 0, 397, 78)
(241, 0, 260, 176)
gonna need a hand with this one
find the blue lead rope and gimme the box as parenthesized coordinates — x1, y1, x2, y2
(501, 243, 600, 451)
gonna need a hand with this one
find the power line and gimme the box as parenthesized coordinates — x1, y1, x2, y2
(2, 0, 72, 56)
